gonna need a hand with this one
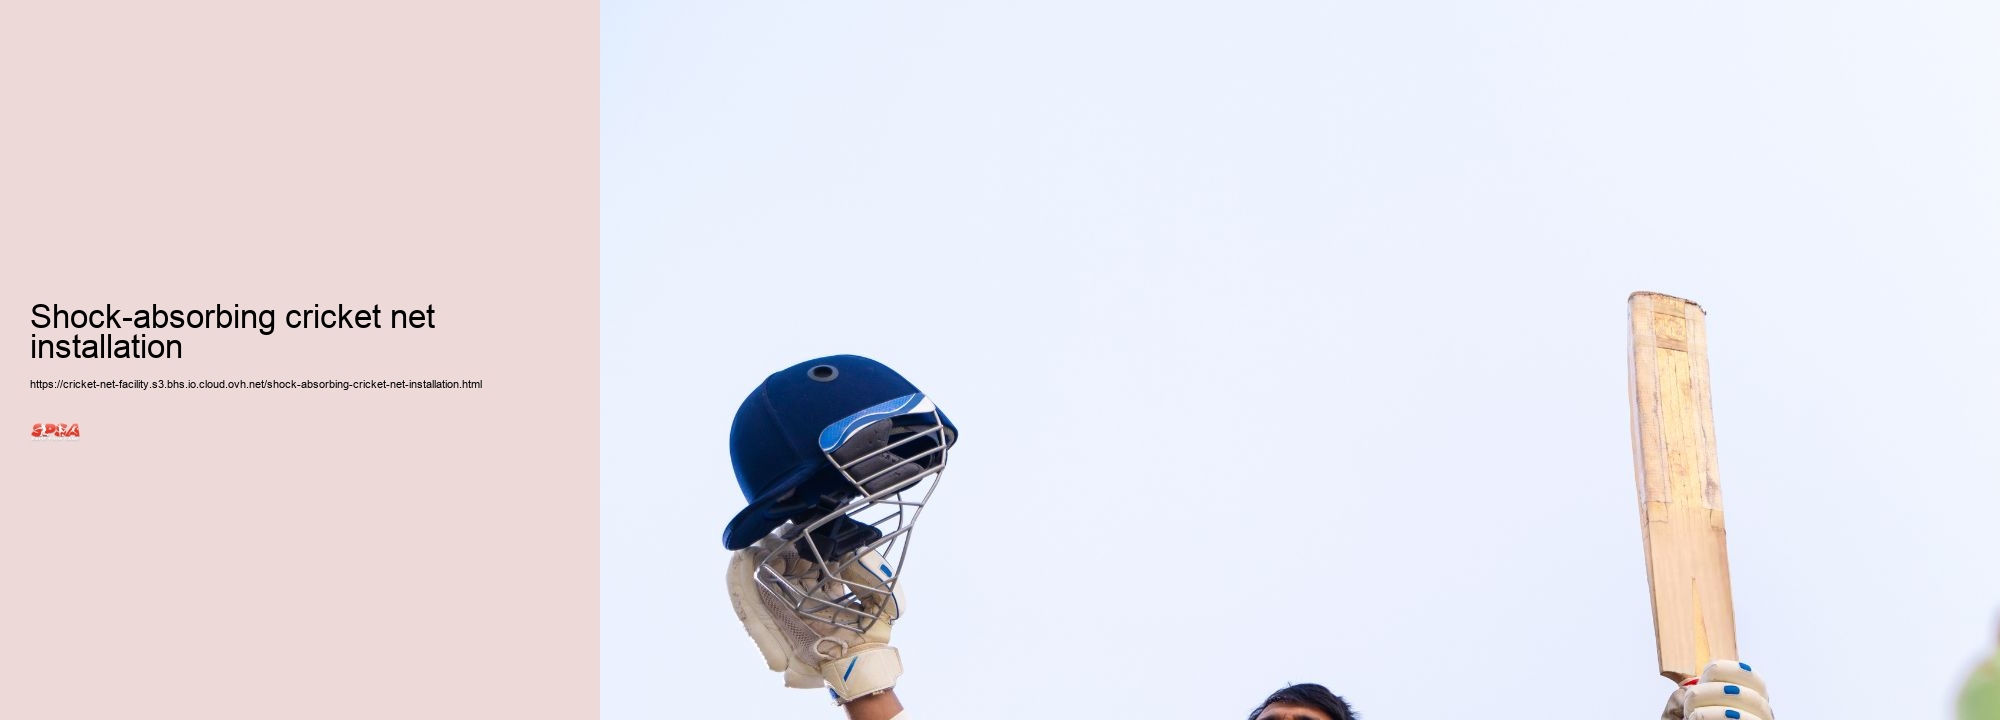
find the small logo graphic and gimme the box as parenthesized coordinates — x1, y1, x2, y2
(31, 423, 81, 439)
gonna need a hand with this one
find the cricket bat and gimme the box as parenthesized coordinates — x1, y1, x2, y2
(1627, 291, 1737, 684)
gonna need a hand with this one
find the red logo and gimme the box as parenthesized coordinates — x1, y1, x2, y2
(31, 423, 80, 438)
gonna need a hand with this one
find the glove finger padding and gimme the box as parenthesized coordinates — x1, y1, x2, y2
(1663, 659, 1772, 720)
(1690, 659, 1771, 719)
(1696, 661, 1766, 698)
(1685, 681, 1772, 720)
(837, 550, 903, 645)
(1687, 709, 1765, 720)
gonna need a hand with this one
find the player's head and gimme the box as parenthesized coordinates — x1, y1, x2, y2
(724, 354, 957, 634)
(1247, 683, 1357, 720)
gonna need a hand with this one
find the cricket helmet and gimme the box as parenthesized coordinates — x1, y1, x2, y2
(724, 354, 957, 636)
(724, 354, 955, 550)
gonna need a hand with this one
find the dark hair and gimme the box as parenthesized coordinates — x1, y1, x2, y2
(1246, 683, 1357, 720)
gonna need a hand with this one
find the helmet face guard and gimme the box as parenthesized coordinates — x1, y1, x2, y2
(751, 393, 953, 639)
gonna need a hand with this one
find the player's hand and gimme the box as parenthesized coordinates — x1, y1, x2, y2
(726, 535, 904, 703)
(1660, 660, 1773, 720)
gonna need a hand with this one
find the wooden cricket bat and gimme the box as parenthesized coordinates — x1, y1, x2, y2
(1627, 292, 1738, 683)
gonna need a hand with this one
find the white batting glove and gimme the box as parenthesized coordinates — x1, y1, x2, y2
(1661, 660, 1774, 720)
(726, 536, 904, 704)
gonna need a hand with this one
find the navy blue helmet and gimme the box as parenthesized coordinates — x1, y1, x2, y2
(724, 354, 957, 551)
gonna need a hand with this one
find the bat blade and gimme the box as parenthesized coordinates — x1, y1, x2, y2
(1627, 292, 1737, 683)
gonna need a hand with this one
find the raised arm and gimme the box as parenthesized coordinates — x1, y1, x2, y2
(842, 690, 904, 720)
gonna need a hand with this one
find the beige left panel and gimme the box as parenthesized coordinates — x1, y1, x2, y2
(0, 2, 598, 718)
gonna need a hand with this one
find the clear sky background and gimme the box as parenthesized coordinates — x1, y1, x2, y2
(603, 3, 2000, 718)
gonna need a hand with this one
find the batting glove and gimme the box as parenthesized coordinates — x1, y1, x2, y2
(726, 535, 904, 704)
(1661, 660, 1773, 720)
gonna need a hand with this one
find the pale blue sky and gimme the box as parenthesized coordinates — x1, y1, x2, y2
(603, 3, 2000, 718)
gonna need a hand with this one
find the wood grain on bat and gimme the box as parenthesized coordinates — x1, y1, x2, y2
(1628, 292, 1737, 683)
